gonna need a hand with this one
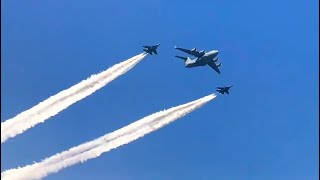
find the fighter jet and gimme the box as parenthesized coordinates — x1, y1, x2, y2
(174, 46, 221, 74)
(216, 86, 233, 94)
(143, 44, 160, 55)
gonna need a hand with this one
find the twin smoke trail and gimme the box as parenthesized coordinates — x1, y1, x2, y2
(1, 53, 147, 143)
(1, 94, 216, 180)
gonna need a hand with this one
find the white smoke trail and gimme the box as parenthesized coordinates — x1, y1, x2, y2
(1, 53, 147, 143)
(1, 94, 216, 180)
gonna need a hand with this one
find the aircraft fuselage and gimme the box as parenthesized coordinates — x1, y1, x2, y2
(186, 50, 219, 68)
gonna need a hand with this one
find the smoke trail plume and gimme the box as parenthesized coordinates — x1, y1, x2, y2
(1, 93, 216, 180)
(1, 53, 147, 143)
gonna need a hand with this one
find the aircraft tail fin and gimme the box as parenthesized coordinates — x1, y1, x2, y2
(216, 90, 223, 94)
(143, 49, 152, 55)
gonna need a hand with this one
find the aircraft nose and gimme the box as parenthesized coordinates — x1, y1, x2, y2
(209, 50, 219, 55)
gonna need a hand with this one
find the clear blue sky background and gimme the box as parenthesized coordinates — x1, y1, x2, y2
(1, 0, 319, 179)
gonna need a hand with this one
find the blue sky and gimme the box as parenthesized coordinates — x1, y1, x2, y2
(1, 0, 319, 179)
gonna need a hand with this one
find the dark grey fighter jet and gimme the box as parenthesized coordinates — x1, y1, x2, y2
(143, 44, 160, 55)
(174, 46, 221, 74)
(216, 86, 233, 94)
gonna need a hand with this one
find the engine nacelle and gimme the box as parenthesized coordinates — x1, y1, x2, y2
(216, 63, 222, 67)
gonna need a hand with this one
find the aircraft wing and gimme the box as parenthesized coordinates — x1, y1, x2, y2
(217, 87, 223, 89)
(175, 46, 203, 58)
(143, 46, 151, 48)
(175, 56, 188, 61)
(208, 61, 221, 74)
(152, 49, 158, 55)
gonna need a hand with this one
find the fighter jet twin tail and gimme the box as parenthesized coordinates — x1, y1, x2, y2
(142, 44, 233, 95)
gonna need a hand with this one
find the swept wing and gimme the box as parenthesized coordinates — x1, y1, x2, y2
(174, 46, 205, 58)
(208, 61, 221, 74)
